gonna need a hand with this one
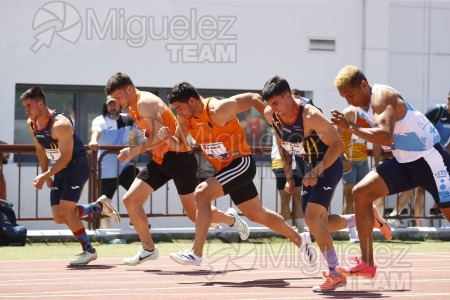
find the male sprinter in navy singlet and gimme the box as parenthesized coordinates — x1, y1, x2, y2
(21, 86, 120, 266)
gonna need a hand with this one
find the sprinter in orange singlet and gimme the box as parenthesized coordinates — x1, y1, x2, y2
(105, 73, 248, 266)
(165, 82, 317, 267)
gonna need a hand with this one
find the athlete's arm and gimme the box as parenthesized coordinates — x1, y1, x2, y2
(46, 117, 74, 177)
(158, 115, 190, 151)
(124, 100, 166, 160)
(27, 120, 51, 189)
(211, 93, 266, 125)
(264, 106, 295, 193)
(30, 116, 75, 189)
(303, 105, 344, 187)
(332, 89, 401, 146)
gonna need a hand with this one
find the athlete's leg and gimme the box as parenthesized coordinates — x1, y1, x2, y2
(237, 196, 301, 247)
(305, 202, 334, 252)
(352, 170, 389, 266)
(191, 177, 226, 256)
(123, 178, 155, 249)
(413, 187, 425, 226)
(179, 192, 234, 225)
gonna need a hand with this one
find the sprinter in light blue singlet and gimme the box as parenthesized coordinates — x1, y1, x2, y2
(332, 65, 450, 283)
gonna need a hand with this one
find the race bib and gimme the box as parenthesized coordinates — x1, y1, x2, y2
(201, 142, 230, 159)
(45, 148, 61, 163)
(280, 141, 306, 157)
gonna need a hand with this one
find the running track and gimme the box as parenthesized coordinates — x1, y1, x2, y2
(1, 251, 449, 299)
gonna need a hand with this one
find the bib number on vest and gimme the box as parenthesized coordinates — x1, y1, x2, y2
(280, 141, 306, 157)
(45, 148, 61, 163)
(201, 142, 230, 159)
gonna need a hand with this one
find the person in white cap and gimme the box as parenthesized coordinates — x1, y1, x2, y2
(89, 95, 141, 228)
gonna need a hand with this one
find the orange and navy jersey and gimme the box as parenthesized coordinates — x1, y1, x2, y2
(341, 110, 371, 161)
(128, 90, 190, 164)
(187, 98, 252, 171)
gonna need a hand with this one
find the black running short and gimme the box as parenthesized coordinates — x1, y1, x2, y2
(137, 151, 198, 195)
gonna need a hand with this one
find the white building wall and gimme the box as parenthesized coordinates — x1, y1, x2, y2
(1, 0, 449, 229)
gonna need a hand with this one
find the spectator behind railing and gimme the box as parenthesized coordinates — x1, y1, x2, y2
(0, 141, 10, 200)
(88, 95, 141, 229)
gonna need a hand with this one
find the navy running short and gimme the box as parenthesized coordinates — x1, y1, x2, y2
(50, 156, 90, 206)
(376, 143, 450, 208)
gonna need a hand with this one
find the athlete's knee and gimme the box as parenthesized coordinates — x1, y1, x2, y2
(194, 182, 212, 206)
(303, 211, 319, 229)
(352, 185, 373, 206)
(54, 209, 68, 224)
(123, 193, 139, 211)
(53, 215, 65, 224)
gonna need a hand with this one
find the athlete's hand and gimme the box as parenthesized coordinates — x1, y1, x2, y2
(118, 147, 132, 162)
(157, 126, 171, 141)
(284, 178, 295, 194)
(330, 109, 350, 130)
(33, 174, 47, 190)
(302, 170, 318, 187)
(45, 177, 53, 188)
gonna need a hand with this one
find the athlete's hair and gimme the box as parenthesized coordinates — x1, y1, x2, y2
(105, 72, 134, 95)
(167, 82, 201, 104)
(19, 86, 46, 104)
(334, 65, 368, 89)
(261, 76, 291, 102)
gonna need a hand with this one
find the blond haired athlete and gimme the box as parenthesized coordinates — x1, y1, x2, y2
(332, 65, 450, 280)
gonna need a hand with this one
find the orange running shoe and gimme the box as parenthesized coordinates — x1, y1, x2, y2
(336, 257, 377, 278)
(373, 205, 392, 240)
(312, 271, 347, 292)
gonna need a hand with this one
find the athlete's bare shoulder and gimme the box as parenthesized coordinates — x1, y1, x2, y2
(137, 90, 166, 115)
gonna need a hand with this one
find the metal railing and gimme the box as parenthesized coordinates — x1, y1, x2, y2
(0, 145, 444, 229)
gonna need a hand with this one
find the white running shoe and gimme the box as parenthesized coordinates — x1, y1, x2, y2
(70, 250, 97, 266)
(96, 195, 121, 224)
(123, 247, 159, 266)
(300, 232, 317, 264)
(170, 250, 203, 266)
(226, 207, 250, 240)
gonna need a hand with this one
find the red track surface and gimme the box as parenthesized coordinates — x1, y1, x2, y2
(1, 251, 449, 299)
